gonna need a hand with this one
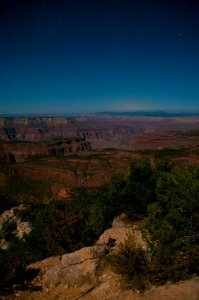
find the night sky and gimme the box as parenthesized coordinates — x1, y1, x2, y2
(0, 0, 199, 114)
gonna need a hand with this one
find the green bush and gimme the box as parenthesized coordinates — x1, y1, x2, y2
(1, 157, 199, 293)
(108, 234, 149, 291)
(148, 243, 192, 285)
(2, 219, 17, 242)
(0, 195, 18, 215)
(125, 159, 156, 215)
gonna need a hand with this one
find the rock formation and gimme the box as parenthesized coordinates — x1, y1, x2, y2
(0, 205, 31, 250)
(47, 138, 91, 157)
(0, 137, 92, 163)
(25, 214, 146, 292)
(2, 214, 199, 300)
(1, 213, 140, 285)
(0, 115, 145, 162)
(0, 116, 145, 146)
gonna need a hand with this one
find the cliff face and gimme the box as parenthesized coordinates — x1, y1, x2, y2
(47, 138, 91, 156)
(76, 124, 145, 148)
(2, 115, 199, 145)
(0, 117, 145, 145)
(0, 117, 76, 141)
(0, 138, 92, 163)
(0, 116, 145, 161)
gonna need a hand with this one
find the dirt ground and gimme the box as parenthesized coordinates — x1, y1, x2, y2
(2, 276, 199, 300)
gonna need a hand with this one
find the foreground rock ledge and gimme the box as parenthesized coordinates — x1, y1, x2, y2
(4, 214, 199, 300)
(26, 214, 143, 289)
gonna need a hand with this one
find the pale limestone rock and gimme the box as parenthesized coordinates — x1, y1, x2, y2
(0, 205, 31, 249)
(16, 221, 31, 239)
(26, 214, 147, 290)
(97, 213, 147, 251)
(112, 213, 131, 228)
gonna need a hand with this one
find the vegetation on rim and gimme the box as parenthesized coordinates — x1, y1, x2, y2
(0, 155, 199, 293)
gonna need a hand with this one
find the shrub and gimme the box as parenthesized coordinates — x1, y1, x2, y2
(108, 234, 149, 291)
(2, 219, 17, 242)
(125, 159, 156, 215)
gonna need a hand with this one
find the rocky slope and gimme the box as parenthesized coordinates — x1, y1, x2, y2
(2, 214, 199, 300)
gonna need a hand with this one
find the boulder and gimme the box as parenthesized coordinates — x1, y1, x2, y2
(26, 214, 138, 289)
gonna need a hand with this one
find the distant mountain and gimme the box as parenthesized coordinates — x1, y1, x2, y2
(97, 111, 199, 117)
(1, 111, 199, 118)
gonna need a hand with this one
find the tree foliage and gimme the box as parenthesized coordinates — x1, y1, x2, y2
(0, 157, 199, 292)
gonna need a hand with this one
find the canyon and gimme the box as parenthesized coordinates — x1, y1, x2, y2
(1, 114, 199, 200)
(1, 114, 199, 163)
(1, 114, 199, 299)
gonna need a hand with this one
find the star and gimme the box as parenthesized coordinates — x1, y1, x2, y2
(178, 33, 183, 40)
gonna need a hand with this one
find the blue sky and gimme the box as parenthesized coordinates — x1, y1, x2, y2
(0, 0, 199, 114)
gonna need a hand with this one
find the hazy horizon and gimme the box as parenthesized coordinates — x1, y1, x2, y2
(1, 109, 199, 118)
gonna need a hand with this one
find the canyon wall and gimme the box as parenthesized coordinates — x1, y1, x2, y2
(0, 116, 144, 143)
